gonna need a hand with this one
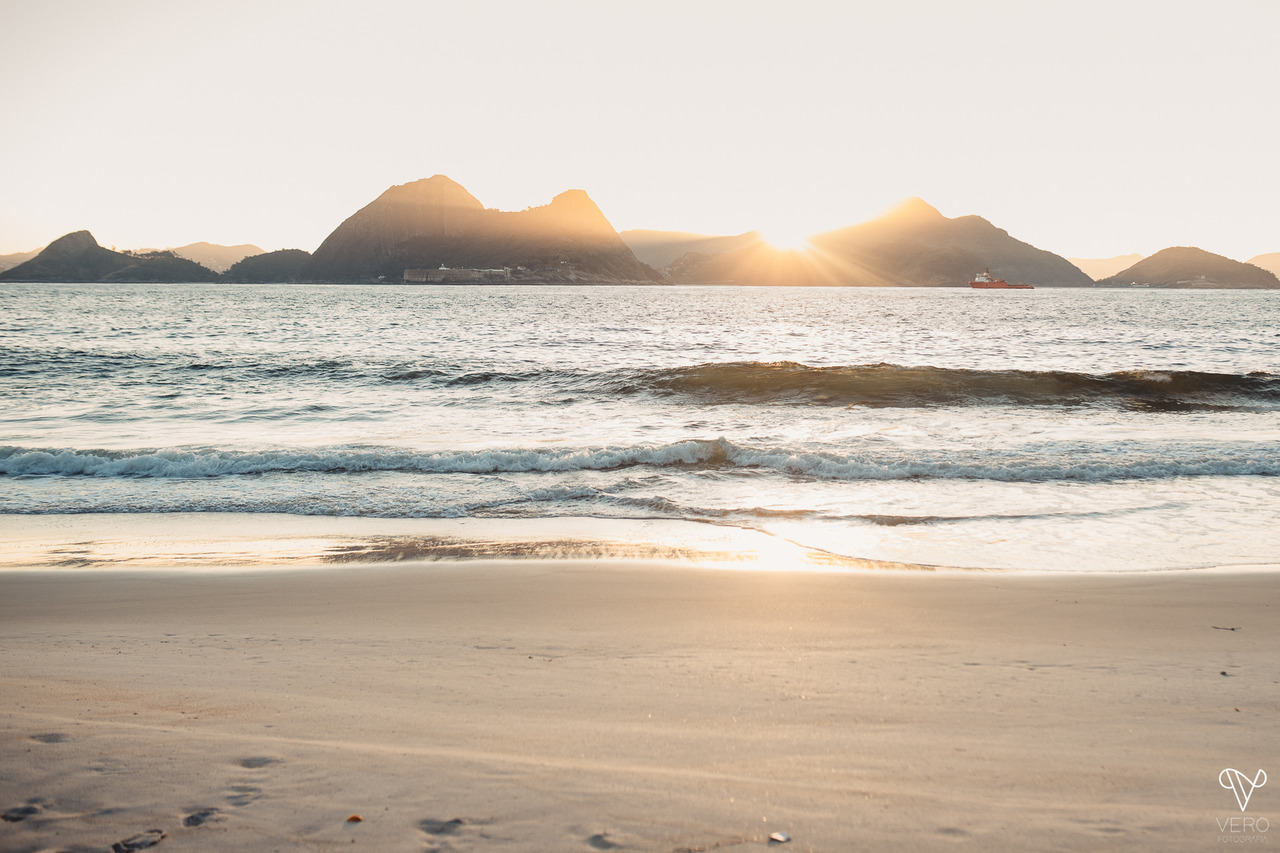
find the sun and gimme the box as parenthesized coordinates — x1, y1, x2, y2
(759, 223, 816, 252)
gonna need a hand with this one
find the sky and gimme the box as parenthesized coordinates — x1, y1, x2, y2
(1, 0, 1276, 261)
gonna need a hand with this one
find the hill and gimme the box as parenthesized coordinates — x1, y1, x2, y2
(302, 176, 660, 283)
(0, 231, 136, 281)
(1099, 247, 1280, 288)
(101, 252, 221, 283)
(170, 242, 264, 273)
(1247, 252, 1280, 278)
(1068, 254, 1145, 281)
(669, 198, 1092, 286)
(620, 229, 761, 269)
(222, 249, 312, 283)
(0, 248, 39, 272)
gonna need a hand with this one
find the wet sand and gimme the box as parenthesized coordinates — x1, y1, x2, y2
(1, 515, 1278, 851)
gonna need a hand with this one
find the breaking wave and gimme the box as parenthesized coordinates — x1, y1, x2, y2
(4, 437, 1278, 483)
(8, 348, 1278, 411)
(616, 362, 1280, 410)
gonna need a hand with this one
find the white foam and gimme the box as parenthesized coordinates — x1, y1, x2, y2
(3, 438, 1278, 483)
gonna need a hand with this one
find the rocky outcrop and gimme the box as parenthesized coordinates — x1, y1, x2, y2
(302, 176, 660, 283)
(669, 198, 1093, 287)
(1099, 247, 1280, 288)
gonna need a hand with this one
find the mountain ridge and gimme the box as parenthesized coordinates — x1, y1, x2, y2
(620, 229, 762, 269)
(668, 201, 1092, 286)
(302, 176, 660, 283)
(1099, 247, 1280, 288)
(1247, 252, 1280, 278)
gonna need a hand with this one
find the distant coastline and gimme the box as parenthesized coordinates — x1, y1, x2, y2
(3, 176, 1278, 288)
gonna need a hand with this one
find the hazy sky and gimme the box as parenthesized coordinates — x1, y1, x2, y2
(1, 0, 1276, 260)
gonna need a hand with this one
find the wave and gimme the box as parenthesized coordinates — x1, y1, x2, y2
(4, 437, 1278, 483)
(616, 362, 1280, 410)
(9, 347, 1278, 411)
(382, 361, 1280, 410)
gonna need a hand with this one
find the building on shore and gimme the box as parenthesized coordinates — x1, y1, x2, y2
(403, 266, 511, 283)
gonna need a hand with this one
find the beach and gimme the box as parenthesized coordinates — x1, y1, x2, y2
(2, 516, 1277, 851)
(4, 284, 1279, 850)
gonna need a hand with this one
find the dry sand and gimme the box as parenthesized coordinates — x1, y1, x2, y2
(1, 514, 1278, 852)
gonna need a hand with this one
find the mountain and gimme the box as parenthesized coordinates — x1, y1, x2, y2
(1068, 253, 1145, 281)
(668, 198, 1093, 287)
(0, 248, 39, 272)
(302, 175, 660, 283)
(1099, 247, 1280, 288)
(102, 252, 221, 283)
(619, 229, 761, 269)
(0, 231, 136, 281)
(169, 242, 264, 273)
(1247, 252, 1280, 278)
(222, 249, 312, 283)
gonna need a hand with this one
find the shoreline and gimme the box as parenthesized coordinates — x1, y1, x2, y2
(4, 512, 1279, 576)
(0, 512, 955, 574)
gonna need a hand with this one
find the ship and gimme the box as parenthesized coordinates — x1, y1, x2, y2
(970, 268, 1033, 289)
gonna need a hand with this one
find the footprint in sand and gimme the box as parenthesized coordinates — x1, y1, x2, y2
(420, 817, 467, 836)
(237, 756, 281, 769)
(90, 757, 129, 776)
(182, 808, 222, 827)
(420, 817, 480, 850)
(2, 802, 43, 823)
(30, 732, 68, 744)
(111, 829, 166, 851)
(225, 785, 262, 807)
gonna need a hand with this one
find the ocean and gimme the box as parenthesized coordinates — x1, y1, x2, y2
(2, 282, 1278, 571)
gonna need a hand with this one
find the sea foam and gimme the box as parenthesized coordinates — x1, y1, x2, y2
(4, 438, 1277, 483)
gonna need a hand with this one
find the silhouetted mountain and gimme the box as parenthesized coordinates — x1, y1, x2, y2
(101, 252, 221, 283)
(1068, 253, 1145, 281)
(0, 248, 39, 272)
(620, 229, 761, 269)
(169, 242, 263, 273)
(1099, 247, 1280, 288)
(0, 231, 135, 281)
(668, 198, 1091, 286)
(1247, 252, 1280, 278)
(302, 176, 660, 283)
(222, 249, 312, 282)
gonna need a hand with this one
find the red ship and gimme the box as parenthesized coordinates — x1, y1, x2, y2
(970, 268, 1033, 289)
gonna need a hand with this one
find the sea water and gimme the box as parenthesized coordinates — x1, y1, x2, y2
(2, 282, 1278, 571)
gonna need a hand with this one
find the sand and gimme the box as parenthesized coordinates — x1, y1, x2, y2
(1, 515, 1278, 852)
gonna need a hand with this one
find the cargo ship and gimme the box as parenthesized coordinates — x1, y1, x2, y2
(970, 268, 1033, 289)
